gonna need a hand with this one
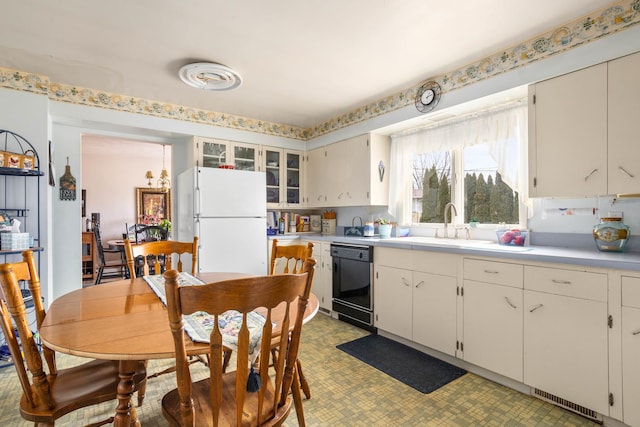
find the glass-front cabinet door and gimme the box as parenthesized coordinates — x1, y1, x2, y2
(200, 139, 228, 168)
(233, 143, 258, 171)
(264, 149, 281, 205)
(285, 151, 301, 205)
(263, 148, 303, 208)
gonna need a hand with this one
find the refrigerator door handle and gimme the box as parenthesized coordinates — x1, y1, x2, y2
(194, 185, 201, 217)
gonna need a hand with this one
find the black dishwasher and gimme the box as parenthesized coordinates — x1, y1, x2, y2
(331, 243, 375, 331)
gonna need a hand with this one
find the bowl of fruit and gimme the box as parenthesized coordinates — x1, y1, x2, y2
(496, 229, 528, 246)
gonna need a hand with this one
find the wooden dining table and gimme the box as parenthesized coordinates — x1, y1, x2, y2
(39, 272, 319, 427)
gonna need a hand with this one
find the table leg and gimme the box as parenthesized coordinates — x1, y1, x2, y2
(114, 360, 140, 427)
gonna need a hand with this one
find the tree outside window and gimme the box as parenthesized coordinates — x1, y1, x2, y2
(412, 144, 518, 226)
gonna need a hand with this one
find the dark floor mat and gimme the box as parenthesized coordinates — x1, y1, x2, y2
(337, 334, 466, 394)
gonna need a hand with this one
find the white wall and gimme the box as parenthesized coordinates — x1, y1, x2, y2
(81, 135, 169, 242)
(0, 89, 53, 304)
(3, 22, 638, 303)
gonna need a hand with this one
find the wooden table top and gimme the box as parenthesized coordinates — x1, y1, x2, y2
(40, 272, 319, 361)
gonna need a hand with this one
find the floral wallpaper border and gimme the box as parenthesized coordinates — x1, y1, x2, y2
(1, 0, 639, 141)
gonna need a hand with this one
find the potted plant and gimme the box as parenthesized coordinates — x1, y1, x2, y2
(375, 218, 393, 238)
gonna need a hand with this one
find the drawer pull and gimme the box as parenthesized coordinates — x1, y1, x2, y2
(529, 303, 544, 313)
(551, 279, 571, 285)
(633, 329, 640, 336)
(504, 297, 517, 309)
(415, 280, 425, 289)
(402, 277, 411, 287)
(483, 269, 499, 274)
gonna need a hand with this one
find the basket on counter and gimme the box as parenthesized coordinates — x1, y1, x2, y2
(496, 229, 528, 246)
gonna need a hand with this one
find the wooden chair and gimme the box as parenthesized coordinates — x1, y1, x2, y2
(127, 223, 169, 244)
(93, 225, 129, 285)
(268, 239, 314, 426)
(269, 239, 314, 398)
(269, 238, 314, 275)
(0, 250, 147, 426)
(161, 258, 315, 427)
(124, 237, 201, 380)
(124, 237, 198, 278)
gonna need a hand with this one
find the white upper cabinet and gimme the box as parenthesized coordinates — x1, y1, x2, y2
(608, 52, 640, 195)
(306, 146, 328, 207)
(195, 137, 259, 171)
(529, 51, 640, 197)
(306, 133, 390, 207)
(264, 148, 304, 209)
(528, 63, 607, 197)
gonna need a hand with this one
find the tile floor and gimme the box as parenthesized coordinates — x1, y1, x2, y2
(0, 313, 600, 426)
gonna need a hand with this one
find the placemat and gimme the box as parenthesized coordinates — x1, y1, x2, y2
(143, 272, 266, 359)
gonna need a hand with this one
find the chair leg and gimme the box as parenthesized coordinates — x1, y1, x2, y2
(95, 267, 103, 285)
(222, 349, 232, 373)
(292, 365, 306, 427)
(137, 361, 147, 406)
(296, 358, 311, 399)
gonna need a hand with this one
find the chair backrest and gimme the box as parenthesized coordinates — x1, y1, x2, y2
(92, 224, 108, 266)
(0, 250, 56, 409)
(124, 237, 198, 278)
(269, 239, 314, 275)
(164, 258, 315, 426)
(128, 223, 168, 243)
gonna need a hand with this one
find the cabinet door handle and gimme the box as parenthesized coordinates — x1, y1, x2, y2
(504, 297, 517, 309)
(483, 269, 499, 274)
(551, 279, 571, 284)
(632, 329, 640, 336)
(584, 168, 598, 181)
(401, 277, 411, 287)
(619, 166, 635, 178)
(529, 303, 544, 313)
(415, 280, 425, 288)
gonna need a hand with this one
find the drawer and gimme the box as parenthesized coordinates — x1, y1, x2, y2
(375, 247, 411, 270)
(524, 266, 607, 302)
(463, 258, 523, 288)
(622, 276, 640, 309)
(412, 251, 459, 276)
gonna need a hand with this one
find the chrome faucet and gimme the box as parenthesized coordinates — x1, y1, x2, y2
(443, 202, 457, 238)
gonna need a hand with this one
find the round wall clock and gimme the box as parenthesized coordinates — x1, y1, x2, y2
(415, 81, 442, 113)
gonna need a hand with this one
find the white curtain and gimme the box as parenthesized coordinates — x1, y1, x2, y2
(389, 102, 528, 225)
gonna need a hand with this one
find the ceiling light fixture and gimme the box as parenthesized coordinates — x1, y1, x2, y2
(178, 62, 242, 91)
(157, 144, 171, 192)
(144, 144, 171, 192)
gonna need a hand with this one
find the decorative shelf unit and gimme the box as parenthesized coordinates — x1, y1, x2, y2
(0, 130, 44, 256)
(0, 130, 43, 368)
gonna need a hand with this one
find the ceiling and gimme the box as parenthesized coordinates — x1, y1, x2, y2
(1, 1, 616, 130)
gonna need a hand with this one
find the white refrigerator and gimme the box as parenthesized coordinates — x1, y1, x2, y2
(177, 167, 267, 275)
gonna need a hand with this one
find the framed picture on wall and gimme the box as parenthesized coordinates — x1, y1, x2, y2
(136, 187, 171, 224)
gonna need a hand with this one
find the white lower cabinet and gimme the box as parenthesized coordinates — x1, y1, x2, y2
(462, 258, 524, 381)
(621, 276, 640, 427)
(523, 266, 609, 415)
(301, 240, 332, 312)
(412, 271, 457, 356)
(374, 264, 413, 339)
(375, 248, 459, 356)
(464, 280, 523, 381)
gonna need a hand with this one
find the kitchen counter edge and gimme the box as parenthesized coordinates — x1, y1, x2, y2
(276, 234, 640, 272)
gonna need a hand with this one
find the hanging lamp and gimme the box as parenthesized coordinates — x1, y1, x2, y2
(157, 144, 170, 192)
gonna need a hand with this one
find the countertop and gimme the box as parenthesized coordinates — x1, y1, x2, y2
(270, 233, 640, 272)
